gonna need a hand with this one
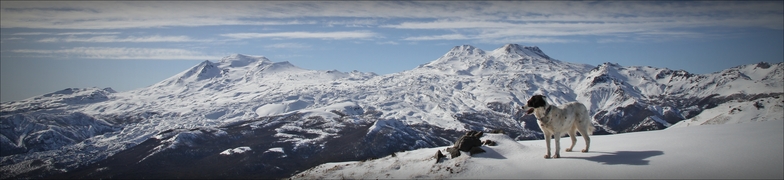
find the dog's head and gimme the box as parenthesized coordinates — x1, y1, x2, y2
(523, 95, 547, 115)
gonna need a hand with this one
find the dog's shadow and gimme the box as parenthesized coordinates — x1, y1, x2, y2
(564, 150, 664, 165)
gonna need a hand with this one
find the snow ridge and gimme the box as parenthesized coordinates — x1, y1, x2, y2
(293, 120, 783, 179)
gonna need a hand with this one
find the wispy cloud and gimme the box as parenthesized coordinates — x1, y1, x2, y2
(56, 31, 121, 35)
(403, 34, 470, 41)
(325, 19, 379, 27)
(0, 2, 322, 29)
(380, 1, 781, 43)
(377, 41, 399, 45)
(390, 20, 725, 43)
(479, 37, 578, 44)
(4, 37, 24, 40)
(221, 31, 377, 40)
(264, 43, 311, 49)
(1, 1, 781, 43)
(3, 1, 780, 29)
(383, 21, 515, 29)
(37, 35, 208, 43)
(10, 47, 220, 60)
(11, 31, 121, 35)
(403, 33, 576, 44)
(10, 32, 51, 35)
(274, 54, 310, 59)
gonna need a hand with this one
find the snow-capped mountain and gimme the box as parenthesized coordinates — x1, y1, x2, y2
(1, 44, 781, 179)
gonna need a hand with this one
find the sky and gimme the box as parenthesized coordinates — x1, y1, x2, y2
(1, 1, 783, 102)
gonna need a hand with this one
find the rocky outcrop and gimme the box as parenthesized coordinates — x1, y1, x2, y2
(444, 131, 486, 158)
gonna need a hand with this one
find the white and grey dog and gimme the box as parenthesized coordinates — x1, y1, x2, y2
(524, 95, 595, 159)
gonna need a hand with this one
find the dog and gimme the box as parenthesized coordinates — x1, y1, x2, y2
(524, 95, 595, 159)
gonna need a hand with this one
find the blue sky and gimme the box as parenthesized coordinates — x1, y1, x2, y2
(1, 1, 782, 102)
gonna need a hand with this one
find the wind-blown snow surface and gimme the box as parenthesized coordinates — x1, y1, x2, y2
(671, 95, 784, 127)
(1, 44, 782, 179)
(293, 120, 784, 179)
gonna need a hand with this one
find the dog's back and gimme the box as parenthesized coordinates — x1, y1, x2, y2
(561, 102, 594, 135)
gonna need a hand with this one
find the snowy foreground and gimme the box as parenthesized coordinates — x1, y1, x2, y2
(292, 120, 784, 179)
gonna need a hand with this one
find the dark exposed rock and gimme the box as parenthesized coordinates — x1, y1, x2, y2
(446, 147, 461, 158)
(445, 130, 488, 157)
(454, 131, 483, 152)
(488, 129, 505, 134)
(434, 150, 445, 162)
(483, 140, 497, 146)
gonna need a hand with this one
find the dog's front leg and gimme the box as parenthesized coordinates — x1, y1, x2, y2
(543, 131, 552, 159)
(553, 132, 562, 158)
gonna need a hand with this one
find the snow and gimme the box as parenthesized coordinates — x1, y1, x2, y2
(670, 95, 784, 128)
(1, 44, 781, 178)
(263, 147, 287, 158)
(254, 100, 312, 117)
(367, 119, 407, 135)
(265, 147, 284, 153)
(293, 120, 784, 179)
(220, 146, 251, 155)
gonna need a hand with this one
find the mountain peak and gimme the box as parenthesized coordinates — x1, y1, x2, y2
(599, 62, 623, 68)
(755, 62, 771, 69)
(260, 61, 304, 73)
(444, 45, 485, 57)
(102, 87, 117, 93)
(220, 54, 271, 67)
(493, 44, 551, 59)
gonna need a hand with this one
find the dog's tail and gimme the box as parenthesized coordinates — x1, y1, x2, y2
(585, 121, 596, 135)
(580, 105, 595, 135)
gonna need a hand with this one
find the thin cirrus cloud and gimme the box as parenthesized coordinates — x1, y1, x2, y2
(37, 35, 209, 43)
(221, 31, 377, 40)
(55, 32, 122, 35)
(10, 47, 221, 60)
(403, 34, 471, 41)
(403, 32, 577, 44)
(1, 1, 781, 43)
(388, 18, 780, 42)
(10, 32, 53, 35)
(2, 1, 776, 26)
(379, 1, 783, 42)
(2, 1, 781, 30)
(264, 43, 312, 49)
(0, 1, 320, 29)
(11, 32, 122, 36)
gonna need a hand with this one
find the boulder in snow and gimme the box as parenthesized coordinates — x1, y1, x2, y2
(447, 130, 487, 157)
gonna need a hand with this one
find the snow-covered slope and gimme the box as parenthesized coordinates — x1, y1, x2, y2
(1, 87, 117, 114)
(293, 120, 784, 179)
(671, 95, 784, 128)
(1, 44, 781, 179)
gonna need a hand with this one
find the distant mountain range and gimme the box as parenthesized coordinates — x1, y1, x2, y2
(2, 44, 781, 179)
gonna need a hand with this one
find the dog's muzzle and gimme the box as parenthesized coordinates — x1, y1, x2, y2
(522, 105, 535, 115)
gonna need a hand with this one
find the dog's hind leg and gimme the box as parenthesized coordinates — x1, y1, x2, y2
(581, 133, 590, 152)
(576, 105, 593, 153)
(565, 126, 577, 152)
(577, 126, 591, 153)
